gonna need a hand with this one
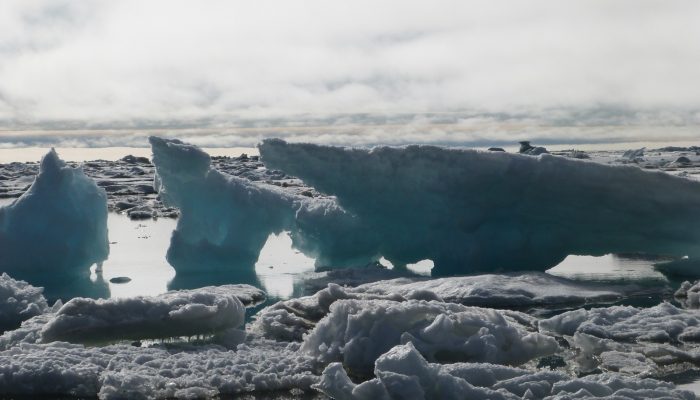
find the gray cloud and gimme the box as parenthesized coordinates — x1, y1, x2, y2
(1, 1, 699, 147)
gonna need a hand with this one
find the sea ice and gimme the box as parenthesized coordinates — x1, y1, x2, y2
(251, 273, 625, 342)
(0, 149, 109, 294)
(260, 139, 700, 274)
(40, 284, 263, 345)
(539, 302, 700, 374)
(315, 342, 694, 400)
(0, 273, 50, 332)
(0, 340, 319, 399)
(300, 299, 558, 376)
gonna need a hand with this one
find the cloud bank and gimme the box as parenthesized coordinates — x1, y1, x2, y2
(1, 1, 699, 147)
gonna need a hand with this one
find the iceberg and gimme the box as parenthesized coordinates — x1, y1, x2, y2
(0, 149, 109, 295)
(149, 137, 302, 286)
(259, 139, 700, 273)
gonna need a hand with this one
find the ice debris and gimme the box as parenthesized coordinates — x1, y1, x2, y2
(0, 149, 109, 291)
(315, 342, 695, 400)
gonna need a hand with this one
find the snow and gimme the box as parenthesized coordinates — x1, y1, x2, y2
(300, 299, 558, 376)
(315, 343, 695, 400)
(260, 139, 700, 274)
(0, 149, 109, 295)
(0, 273, 50, 331)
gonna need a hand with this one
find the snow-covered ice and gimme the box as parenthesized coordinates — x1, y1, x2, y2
(41, 285, 263, 345)
(0, 149, 109, 295)
(316, 342, 695, 400)
(300, 299, 559, 376)
(0, 273, 50, 331)
(251, 273, 628, 342)
(0, 340, 319, 399)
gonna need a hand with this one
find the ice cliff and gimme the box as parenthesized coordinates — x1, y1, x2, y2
(0, 149, 109, 294)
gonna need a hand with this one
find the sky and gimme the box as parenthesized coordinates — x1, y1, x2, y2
(1, 0, 699, 148)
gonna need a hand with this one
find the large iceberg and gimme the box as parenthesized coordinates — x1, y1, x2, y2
(0, 149, 109, 295)
(260, 139, 700, 274)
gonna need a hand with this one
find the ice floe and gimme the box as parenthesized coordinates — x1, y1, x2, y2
(251, 272, 626, 342)
(300, 299, 558, 376)
(0, 340, 319, 399)
(540, 302, 700, 374)
(0, 284, 264, 348)
(0, 273, 50, 331)
(315, 342, 695, 400)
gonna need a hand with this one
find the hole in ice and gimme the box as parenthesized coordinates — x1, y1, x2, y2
(406, 259, 434, 276)
(254, 231, 315, 299)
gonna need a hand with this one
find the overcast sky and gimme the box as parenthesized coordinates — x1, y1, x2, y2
(1, 0, 699, 147)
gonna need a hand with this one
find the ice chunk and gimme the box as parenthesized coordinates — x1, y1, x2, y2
(0, 149, 109, 295)
(315, 343, 694, 400)
(301, 299, 558, 376)
(251, 273, 624, 342)
(675, 280, 700, 308)
(40, 285, 261, 345)
(0, 339, 319, 399)
(0, 273, 49, 332)
(539, 302, 700, 373)
(260, 139, 700, 274)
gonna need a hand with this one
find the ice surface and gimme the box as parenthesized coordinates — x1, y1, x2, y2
(0, 340, 319, 399)
(0, 273, 50, 332)
(260, 139, 700, 274)
(251, 273, 626, 342)
(300, 299, 558, 376)
(539, 303, 700, 374)
(40, 285, 262, 345)
(315, 343, 694, 400)
(0, 149, 109, 296)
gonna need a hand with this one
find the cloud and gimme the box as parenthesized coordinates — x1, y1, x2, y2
(1, 0, 699, 146)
